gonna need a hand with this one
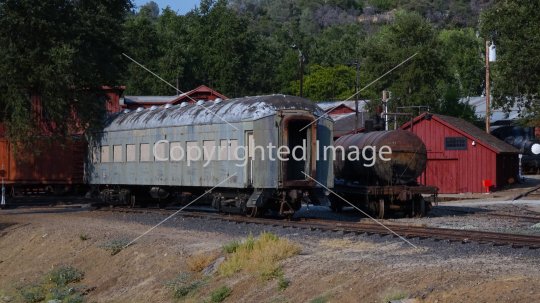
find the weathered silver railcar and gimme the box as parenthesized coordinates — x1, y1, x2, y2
(87, 95, 333, 216)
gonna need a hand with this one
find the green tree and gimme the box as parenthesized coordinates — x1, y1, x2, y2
(359, 10, 447, 113)
(122, 6, 164, 95)
(480, 0, 540, 124)
(291, 65, 355, 101)
(0, 0, 132, 143)
(438, 28, 484, 97)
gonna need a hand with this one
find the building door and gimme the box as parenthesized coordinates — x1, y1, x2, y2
(426, 159, 458, 194)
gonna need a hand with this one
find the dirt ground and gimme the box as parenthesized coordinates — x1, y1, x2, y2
(1, 205, 539, 303)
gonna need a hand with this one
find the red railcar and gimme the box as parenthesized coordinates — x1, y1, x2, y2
(0, 137, 86, 194)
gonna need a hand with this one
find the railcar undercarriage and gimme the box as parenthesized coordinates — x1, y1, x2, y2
(329, 181, 438, 218)
(96, 186, 328, 217)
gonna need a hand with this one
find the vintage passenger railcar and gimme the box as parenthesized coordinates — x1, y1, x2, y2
(87, 95, 333, 216)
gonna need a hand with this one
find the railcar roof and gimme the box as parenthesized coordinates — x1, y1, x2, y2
(103, 94, 326, 131)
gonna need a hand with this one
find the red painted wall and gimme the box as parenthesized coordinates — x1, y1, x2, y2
(411, 119, 499, 193)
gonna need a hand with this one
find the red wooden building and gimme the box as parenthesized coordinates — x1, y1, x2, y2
(121, 85, 227, 111)
(402, 113, 519, 193)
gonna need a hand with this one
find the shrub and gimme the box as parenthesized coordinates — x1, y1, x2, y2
(48, 266, 84, 287)
(99, 238, 130, 256)
(17, 266, 85, 303)
(277, 275, 290, 291)
(210, 286, 231, 303)
(166, 272, 204, 299)
(219, 232, 301, 280)
(186, 252, 218, 273)
(19, 284, 45, 303)
(222, 240, 240, 254)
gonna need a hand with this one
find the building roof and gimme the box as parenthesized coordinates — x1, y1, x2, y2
(123, 96, 178, 104)
(403, 113, 519, 154)
(317, 100, 369, 112)
(103, 95, 327, 132)
(332, 112, 366, 137)
(122, 85, 228, 107)
(460, 96, 523, 122)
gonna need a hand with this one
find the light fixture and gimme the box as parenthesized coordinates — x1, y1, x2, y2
(532, 143, 540, 155)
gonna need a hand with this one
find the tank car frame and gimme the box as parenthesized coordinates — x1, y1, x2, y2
(330, 130, 438, 218)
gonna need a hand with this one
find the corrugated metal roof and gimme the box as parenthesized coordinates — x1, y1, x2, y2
(123, 96, 180, 104)
(103, 95, 326, 132)
(317, 100, 368, 112)
(460, 96, 523, 121)
(434, 114, 518, 154)
(332, 112, 366, 137)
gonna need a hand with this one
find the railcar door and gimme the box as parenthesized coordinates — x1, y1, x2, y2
(246, 131, 254, 186)
(278, 111, 317, 187)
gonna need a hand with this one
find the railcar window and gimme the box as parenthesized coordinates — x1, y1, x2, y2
(445, 137, 467, 150)
(186, 141, 199, 162)
(170, 142, 183, 161)
(229, 139, 239, 160)
(140, 143, 151, 162)
(126, 144, 136, 162)
(219, 140, 228, 160)
(92, 147, 99, 163)
(155, 141, 168, 161)
(101, 146, 110, 163)
(113, 145, 122, 162)
(203, 140, 217, 161)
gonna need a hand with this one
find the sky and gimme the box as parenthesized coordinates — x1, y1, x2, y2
(133, 0, 200, 15)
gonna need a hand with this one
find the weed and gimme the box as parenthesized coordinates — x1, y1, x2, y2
(277, 275, 290, 291)
(244, 234, 255, 251)
(19, 284, 45, 303)
(260, 266, 283, 281)
(48, 266, 84, 287)
(79, 234, 89, 241)
(186, 252, 218, 273)
(166, 272, 204, 299)
(382, 291, 408, 302)
(310, 295, 329, 303)
(46, 286, 84, 303)
(99, 238, 130, 256)
(219, 232, 301, 280)
(222, 240, 240, 254)
(210, 285, 231, 303)
(17, 266, 85, 303)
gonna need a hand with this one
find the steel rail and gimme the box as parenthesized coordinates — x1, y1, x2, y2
(96, 207, 540, 249)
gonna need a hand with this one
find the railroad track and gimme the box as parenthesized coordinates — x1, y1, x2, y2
(481, 212, 540, 223)
(97, 206, 540, 249)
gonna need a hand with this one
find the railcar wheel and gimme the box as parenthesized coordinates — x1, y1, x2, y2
(328, 194, 343, 212)
(377, 199, 386, 219)
(246, 206, 263, 217)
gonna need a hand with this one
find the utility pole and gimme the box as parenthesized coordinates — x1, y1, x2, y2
(485, 40, 491, 133)
(291, 44, 305, 97)
(382, 90, 389, 131)
(485, 39, 496, 133)
(348, 61, 360, 133)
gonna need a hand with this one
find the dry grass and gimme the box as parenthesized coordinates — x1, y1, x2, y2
(219, 232, 301, 280)
(186, 251, 219, 273)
